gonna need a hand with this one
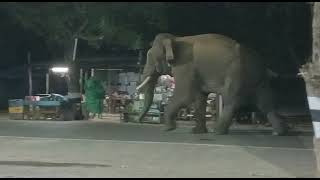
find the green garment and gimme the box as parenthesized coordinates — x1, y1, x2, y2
(84, 77, 105, 114)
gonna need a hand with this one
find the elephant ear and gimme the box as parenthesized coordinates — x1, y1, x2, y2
(162, 39, 174, 61)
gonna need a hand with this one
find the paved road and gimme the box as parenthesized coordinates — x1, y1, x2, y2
(0, 119, 316, 177)
(0, 119, 314, 149)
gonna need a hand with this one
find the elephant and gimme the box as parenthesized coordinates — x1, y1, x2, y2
(136, 33, 289, 136)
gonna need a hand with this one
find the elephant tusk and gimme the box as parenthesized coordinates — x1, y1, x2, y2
(136, 76, 151, 90)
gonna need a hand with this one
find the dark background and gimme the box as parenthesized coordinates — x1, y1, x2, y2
(0, 2, 312, 113)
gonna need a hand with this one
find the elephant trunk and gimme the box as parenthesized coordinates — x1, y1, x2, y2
(136, 75, 158, 123)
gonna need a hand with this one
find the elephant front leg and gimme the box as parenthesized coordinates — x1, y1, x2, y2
(164, 92, 194, 131)
(192, 92, 208, 134)
(213, 105, 237, 135)
(213, 95, 238, 135)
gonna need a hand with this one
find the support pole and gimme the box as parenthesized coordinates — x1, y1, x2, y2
(138, 49, 143, 82)
(218, 94, 223, 119)
(72, 38, 78, 62)
(46, 72, 50, 94)
(107, 68, 111, 94)
(84, 70, 88, 81)
(27, 52, 32, 96)
(91, 68, 95, 77)
(80, 68, 83, 95)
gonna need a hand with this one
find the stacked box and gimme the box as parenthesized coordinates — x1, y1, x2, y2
(8, 99, 24, 120)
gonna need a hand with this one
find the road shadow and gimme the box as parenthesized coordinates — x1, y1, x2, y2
(0, 160, 111, 168)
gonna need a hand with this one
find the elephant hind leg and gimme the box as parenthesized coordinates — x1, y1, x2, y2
(266, 112, 289, 136)
(192, 92, 208, 134)
(256, 85, 289, 136)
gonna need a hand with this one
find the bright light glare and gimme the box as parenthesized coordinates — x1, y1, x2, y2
(51, 67, 69, 73)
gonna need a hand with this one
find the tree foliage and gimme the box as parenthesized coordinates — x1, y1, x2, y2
(4, 2, 312, 73)
(7, 2, 168, 50)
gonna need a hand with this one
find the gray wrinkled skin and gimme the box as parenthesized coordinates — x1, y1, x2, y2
(137, 33, 288, 135)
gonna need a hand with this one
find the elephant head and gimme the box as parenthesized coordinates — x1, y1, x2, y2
(136, 33, 175, 122)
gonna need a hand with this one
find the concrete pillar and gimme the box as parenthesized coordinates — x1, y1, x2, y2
(300, 61, 320, 177)
(300, 2, 320, 176)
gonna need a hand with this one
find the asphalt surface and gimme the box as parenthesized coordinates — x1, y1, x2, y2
(0, 118, 316, 177)
(0, 119, 314, 149)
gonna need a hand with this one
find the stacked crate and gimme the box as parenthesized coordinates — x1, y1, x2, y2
(8, 99, 24, 120)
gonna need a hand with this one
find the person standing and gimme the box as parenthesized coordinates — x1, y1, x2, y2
(84, 77, 105, 119)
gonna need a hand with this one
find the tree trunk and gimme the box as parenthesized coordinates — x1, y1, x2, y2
(64, 39, 80, 99)
(63, 39, 81, 120)
(300, 2, 320, 177)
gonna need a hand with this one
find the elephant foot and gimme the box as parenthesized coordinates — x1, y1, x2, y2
(136, 116, 144, 124)
(213, 128, 229, 135)
(192, 126, 208, 134)
(213, 124, 230, 135)
(272, 128, 288, 136)
(164, 121, 177, 131)
(272, 120, 288, 136)
(267, 112, 289, 136)
(164, 125, 176, 131)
